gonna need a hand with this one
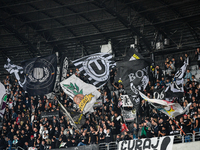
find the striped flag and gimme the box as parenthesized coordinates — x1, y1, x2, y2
(72, 53, 116, 88)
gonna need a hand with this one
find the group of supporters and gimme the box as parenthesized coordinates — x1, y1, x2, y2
(0, 49, 200, 150)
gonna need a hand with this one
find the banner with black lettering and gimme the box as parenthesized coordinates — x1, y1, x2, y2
(121, 95, 133, 107)
(72, 53, 116, 88)
(116, 59, 152, 110)
(41, 111, 59, 120)
(118, 136, 174, 150)
(20, 54, 57, 96)
(121, 109, 136, 122)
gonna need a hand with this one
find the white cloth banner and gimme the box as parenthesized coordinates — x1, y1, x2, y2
(60, 75, 101, 114)
(139, 91, 191, 118)
(0, 83, 6, 106)
(118, 136, 174, 150)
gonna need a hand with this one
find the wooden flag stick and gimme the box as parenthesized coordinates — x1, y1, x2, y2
(173, 119, 186, 136)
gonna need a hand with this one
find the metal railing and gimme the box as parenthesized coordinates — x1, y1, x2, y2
(99, 142, 118, 150)
(6, 133, 200, 150)
(6, 146, 24, 150)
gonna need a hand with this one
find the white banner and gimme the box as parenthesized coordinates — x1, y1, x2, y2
(121, 109, 136, 122)
(60, 75, 101, 114)
(118, 136, 174, 150)
(121, 95, 133, 107)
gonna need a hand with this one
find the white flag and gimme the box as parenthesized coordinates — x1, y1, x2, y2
(60, 75, 101, 114)
(0, 83, 7, 118)
(139, 91, 191, 118)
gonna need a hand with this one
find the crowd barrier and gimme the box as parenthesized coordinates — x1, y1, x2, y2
(6, 133, 200, 150)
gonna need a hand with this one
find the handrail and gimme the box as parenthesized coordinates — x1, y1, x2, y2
(17, 146, 25, 150)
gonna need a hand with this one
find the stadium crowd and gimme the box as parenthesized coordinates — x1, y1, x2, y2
(0, 49, 200, 150)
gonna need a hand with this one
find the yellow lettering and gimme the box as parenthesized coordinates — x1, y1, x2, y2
(79, 94, 94, 111)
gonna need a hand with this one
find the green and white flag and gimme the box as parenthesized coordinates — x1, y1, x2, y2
(0, 83, 7, 118)
(60, 75, 101, 114)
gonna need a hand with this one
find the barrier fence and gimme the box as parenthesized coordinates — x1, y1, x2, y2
(6, 132, 200, 150)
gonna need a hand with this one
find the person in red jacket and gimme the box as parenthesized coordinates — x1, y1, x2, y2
(16, 114, 21, 125)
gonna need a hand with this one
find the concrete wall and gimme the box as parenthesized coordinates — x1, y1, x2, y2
(173, 141, 200, 150)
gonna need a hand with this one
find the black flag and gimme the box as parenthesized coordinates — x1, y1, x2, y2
(124, 48, 144, 61)
(21, 54, 57, 96)
(116, 59, 152, 110)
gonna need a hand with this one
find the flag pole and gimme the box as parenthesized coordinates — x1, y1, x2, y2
(172, 119, 186, 136)
(57, 100, 78, 130)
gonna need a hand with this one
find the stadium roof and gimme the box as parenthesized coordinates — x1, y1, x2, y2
(0, 0, 200, 75)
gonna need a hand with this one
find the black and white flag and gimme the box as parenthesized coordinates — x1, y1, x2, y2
(4, 58, 26, 87)
(121, 95, 133, 107)
(72, 53, 116, 88)
(60, 55, 68, 81)
(21, 54, 57, 96)
(153, 88, 165, 100)
(116, 59, 152, 110)
(165, 63, 187, 98)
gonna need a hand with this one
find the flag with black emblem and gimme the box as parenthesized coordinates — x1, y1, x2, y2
(116, 58, 152, 110)
(21, 54, 57, 96)
(72, 53, 116, 88)
(165, 63, 187, 98)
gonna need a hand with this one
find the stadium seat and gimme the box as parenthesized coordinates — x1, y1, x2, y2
(190, 65, 198, 71)
(190, 70, 197, 75)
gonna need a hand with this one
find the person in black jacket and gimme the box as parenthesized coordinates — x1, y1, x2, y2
(0, 135, 7, 150)
(78, 132, 88, 146)
(105, 129, 112, 143)
(23, 142, 29, 150)
(98, 127, 105, 144)
(28, 135, 34, 147)
(123, 131, 131, 140)
(40, 140, 46, 150)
